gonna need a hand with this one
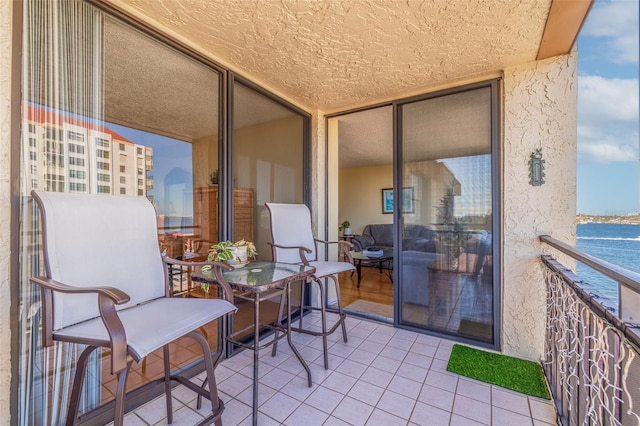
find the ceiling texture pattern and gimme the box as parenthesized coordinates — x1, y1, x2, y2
(115, 0, 551, 112)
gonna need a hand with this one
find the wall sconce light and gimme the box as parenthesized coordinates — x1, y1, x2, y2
(529, 148, 545, 186)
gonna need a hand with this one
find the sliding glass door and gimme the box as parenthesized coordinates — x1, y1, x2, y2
(229, 80, 308, 343)
(19, 3, 223, 422)
(396, 81, 499, 347)
(17, 1, 310, 423)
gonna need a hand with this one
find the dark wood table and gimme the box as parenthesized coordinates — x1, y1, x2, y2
(191, 261, 315, 425)
(350, 249, 394, 287)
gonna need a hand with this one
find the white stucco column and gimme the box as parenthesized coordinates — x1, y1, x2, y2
(502, 52, 578, 360)
(0, 0, 13, 423)
(312, 109, 326, 239)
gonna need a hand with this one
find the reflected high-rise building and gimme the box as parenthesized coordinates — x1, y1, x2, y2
(22, 104, 153, 197)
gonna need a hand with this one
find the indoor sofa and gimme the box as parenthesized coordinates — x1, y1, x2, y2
(351, 223, 437, 253)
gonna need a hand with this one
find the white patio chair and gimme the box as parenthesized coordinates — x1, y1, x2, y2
(265, 202, 355, 369)
(30, 190, 237, 426)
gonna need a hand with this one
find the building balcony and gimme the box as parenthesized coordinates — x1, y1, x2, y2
(122, 312, 557, 425)
(116, 236, 640, 426)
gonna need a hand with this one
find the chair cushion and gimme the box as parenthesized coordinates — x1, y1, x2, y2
(309, 260, 355, 278)
(266, 203, 317, 263)
(54, 298, 236, 361)
(33, 190, 167, 329)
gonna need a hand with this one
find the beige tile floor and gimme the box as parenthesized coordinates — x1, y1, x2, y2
(122, 313, 558, 425)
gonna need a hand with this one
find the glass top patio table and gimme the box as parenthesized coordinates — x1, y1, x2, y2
(191, 260, 315, 426)
(191, 260, 315, 293)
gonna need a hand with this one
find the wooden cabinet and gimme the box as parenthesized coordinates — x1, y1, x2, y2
(193, 186, 254, 242)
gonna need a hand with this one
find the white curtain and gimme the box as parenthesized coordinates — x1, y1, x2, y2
(20, 0, 104, 423)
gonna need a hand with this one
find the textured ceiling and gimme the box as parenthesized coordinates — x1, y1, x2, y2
(104, 16, 295, 141)
(335, 87, 491, 168)
(115, 0, 552, 111)
(104, 18, 219, 140)
(336, 106, 392, 167)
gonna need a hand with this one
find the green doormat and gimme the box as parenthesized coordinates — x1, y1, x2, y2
(447, 344, 551, 399)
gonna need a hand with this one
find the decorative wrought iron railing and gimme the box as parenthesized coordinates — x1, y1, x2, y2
(540, 235, 640, 426)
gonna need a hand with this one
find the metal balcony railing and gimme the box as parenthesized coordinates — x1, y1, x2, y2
(540, 235, 640, 426)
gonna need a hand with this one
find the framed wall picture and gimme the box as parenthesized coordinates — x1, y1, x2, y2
(382, 188, 394, 214)
(381, 187, 414, 214)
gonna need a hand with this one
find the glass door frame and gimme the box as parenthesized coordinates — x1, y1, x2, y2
(325, 79, 501, 350)
(225, 74, 313, 357)
(392, 79, 501, 350)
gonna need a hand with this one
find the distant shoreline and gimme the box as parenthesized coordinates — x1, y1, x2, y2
(577, 214, 640, 225)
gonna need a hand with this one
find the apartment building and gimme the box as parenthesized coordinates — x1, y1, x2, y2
(23, 104, 153, 197)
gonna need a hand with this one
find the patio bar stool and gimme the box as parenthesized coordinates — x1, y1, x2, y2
(266, 202, 355, 369)
(30, 190, 237, 426)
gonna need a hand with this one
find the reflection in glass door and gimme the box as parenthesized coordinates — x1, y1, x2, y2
(230, 81, 307, 343)
(18, 2, 223, 422)
(397, 82, 499, 346)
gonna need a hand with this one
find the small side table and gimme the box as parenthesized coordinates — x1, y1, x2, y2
(192, 261, 315, 426)
(350, 249, 394, 287)
(341, 234, 358, 243)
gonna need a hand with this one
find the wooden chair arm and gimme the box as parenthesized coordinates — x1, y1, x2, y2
(267, 242, 313, 266)
(163, 257, 235, 303)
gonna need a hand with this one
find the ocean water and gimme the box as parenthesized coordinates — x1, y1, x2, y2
(575, 223, 640, 310)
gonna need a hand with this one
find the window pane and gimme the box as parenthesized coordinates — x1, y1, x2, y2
(229, 82, 305, 340)
(400, 86, 495, 343)
(232, 82, 305, 255)
(18, 2, 221, 422)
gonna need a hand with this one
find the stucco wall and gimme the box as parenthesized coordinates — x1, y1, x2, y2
(502, 52, 577, 360)
(0, 1, 12, 424)
(312, 109, 325, 241)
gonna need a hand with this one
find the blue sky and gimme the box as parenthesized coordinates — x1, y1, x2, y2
(110, 123, 193, 216)
(577, 0, 639, 215)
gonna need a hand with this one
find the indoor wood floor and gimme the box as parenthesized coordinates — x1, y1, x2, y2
(338, 267, 394, 306)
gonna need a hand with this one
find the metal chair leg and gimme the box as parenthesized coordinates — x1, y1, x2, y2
(271, 292, 286, 357)
(299, 280, 306, 330)
(317, 279, 330, 369)
(113, 360, 133, 426)
(163, 345, 173, 424)
(198, 314, 228, 410)
(283, 274, 349, 370)
(65, 345, 99, 426)
(331, 275, 348, 343)
(187, 331, 224, 426)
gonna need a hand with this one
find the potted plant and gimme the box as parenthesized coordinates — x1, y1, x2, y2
(209, 169, 219, 185)
(200, 240, 257, 293)
(203, 239, 257, 269)
(339, 220, 353, 235)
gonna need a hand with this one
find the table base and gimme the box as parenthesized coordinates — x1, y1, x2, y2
(228, 285, 312, 425)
